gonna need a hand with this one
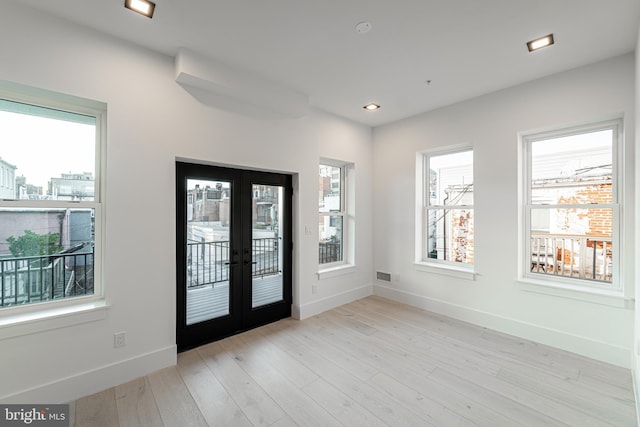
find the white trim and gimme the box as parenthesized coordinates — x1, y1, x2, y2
(517, 278, 632, 308)
(633, 357, 640, 427)
(519, 118, 624, 294)
(0, 299, 109, 340)
(374, 284, 631, 368)
(0, 80, 106, 313)
(415, 146, 475, 266)
(318, 159, 354, 268)
(317, 264, 356, 280)
(318, 157, 348, 169)
(0, 80, 106, 118)
(0, 345, 176, 404)
(414, 262, 476, 281)
(296, 283, 372, 320)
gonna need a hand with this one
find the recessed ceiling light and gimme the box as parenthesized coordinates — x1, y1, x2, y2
(125, 0, 155, 18)
(363, 103, 380, 111)
(527, 34, 554, 52)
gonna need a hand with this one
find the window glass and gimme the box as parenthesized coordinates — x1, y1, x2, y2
(0, 100, 96, 201)
(319, 165, 341, 212)
(531, 130, 612, 205)
(423, 149, 474, 266)
(319, 164, 344, 265)
(525, 123, 618, 286)
(429, 150, 474, 205)
(0, 92, 101, 309)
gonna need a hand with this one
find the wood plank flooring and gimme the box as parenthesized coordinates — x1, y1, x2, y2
(73, 296, 637, 426)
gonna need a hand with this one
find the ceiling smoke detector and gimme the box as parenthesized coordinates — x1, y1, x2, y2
(355, 22, 372, 34)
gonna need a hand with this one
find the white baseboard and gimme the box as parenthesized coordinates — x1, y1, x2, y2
(294, 284, 372, 320)
(374, 284, 631, 368)
(633, 356, 640, 426)
(1, 345, 177, 404)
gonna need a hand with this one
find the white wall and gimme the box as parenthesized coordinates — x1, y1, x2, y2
(0, 3, 373, 402)
(634, 25, 640, 418)
(373, 53, 636, 367)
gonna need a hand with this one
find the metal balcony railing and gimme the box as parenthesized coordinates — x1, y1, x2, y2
(187, 237, 281, 288)
(252, 238, 280, 277)
(187, 240, 230, 287)
(0, 249, 94, 307)
(319, 242, 341, 264)
(530, 233, 612, 283)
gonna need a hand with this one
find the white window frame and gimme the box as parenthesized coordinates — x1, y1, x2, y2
(318, 158, 355, 278)
(0, 81, 107, 336)
(415, 146, 475, 280)
(518, 118, 624, 300)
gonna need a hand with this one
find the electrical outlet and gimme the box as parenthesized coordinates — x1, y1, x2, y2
(114, 332, 126, 348)
(312, 284, 317, 294)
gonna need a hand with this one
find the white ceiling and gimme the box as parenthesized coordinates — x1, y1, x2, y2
(14, 0, 640, 127)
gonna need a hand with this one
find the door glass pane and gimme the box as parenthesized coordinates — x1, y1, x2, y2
(186, 179, 231, 325)
(252, 184, 284, 308)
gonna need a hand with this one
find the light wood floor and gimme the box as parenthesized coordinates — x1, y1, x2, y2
(73, 296, 637, 426)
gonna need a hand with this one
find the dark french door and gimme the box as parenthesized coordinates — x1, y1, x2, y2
(176, 162, 292, 351)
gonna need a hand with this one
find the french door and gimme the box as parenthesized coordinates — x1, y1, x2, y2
(176, 162, 292, 351)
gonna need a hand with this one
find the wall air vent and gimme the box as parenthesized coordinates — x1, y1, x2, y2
(376, 271, 392, 282)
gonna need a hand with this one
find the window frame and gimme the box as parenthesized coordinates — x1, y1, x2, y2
(318, 158, 354, 276)
(0, 81, 106, 318)
(415, 146, 475, 278)
(519, 118, 623, 294)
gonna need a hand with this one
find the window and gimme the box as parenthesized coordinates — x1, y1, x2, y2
(418, 148, 474, 269)
(0, 82, 105, 311)
(319, 160, 351, 268)
(522, 119, 621, 290)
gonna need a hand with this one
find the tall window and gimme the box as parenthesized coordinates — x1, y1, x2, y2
(522, 119, 620, 288)
(420, 148, 474, 267)
(319, 161, 346, 266)
(0, 83, 104, 309)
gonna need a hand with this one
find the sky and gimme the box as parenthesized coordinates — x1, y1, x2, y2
(532, 129, 612, 179)
(430, 150, 473, 171)
(187, 179, 230, 191)
(532, 129, 612, 156)
(0, 110, 95, 190)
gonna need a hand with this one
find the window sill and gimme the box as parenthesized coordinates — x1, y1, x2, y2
(414, 262, 476, 281)
(0, 298, 109, 340)
(517, 278, 632, 308)
(317, 264, 356, 280)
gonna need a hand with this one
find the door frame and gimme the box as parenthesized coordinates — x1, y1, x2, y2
(175, 161, 292, 352)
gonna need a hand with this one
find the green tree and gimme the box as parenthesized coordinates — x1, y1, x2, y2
(6, 230, 62, 257)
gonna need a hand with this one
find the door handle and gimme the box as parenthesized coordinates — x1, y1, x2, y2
(244, 260, 257, 265)
(225, 249, 240, 266)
